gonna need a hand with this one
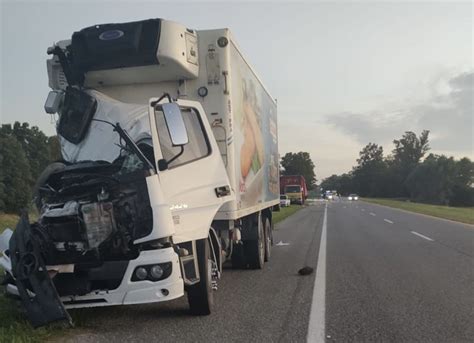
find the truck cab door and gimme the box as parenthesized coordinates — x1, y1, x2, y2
(147, 98, 233, 243)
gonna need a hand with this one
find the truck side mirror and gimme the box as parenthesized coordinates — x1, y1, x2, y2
(162, 103, 189, 146)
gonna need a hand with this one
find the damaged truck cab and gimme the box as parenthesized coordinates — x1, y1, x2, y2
(0, 18, 279, 327)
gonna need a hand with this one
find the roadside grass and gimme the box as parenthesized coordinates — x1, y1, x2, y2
(273, 204, 303, 226)
(0, 213, 20, 234)
(0, 212, 38, 235)
(363, 198, 474, 225)
(0, 294, 64, 343)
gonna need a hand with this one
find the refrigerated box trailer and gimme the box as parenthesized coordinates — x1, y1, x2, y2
(0, 18, 279, 327)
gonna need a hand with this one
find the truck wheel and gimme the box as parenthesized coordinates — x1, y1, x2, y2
(245, 219, 265, 269)
(263, 217, 272, 262)
(187, 238, 213, 315)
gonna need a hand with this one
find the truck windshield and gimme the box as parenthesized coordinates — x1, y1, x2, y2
(285, 185, 301, 193)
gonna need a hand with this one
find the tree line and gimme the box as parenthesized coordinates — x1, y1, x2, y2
(0, 122, 61, 213)
(320, 130, 474, 207)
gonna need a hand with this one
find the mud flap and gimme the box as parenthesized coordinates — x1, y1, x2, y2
(9, 213, 72, 328)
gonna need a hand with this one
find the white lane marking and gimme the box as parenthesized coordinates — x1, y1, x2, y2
(384, 219, 394, 224)
(307, 203, 327, 343)
(369, 212, 376, 216)
(275, 241, 290, 246)
(411, 231, 434, 241)
(343, 206, 347, 208)
(361, 209, 365, 212)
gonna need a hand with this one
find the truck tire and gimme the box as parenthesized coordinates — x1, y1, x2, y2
(245, 219, 265, 269)
(263, 217, 272, 262)
(187, 238, 213, 315)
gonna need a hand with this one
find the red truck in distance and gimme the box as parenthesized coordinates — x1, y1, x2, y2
(280, 175, 308, 205)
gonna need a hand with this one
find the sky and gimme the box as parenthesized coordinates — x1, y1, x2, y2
(1, 0, 473, 180)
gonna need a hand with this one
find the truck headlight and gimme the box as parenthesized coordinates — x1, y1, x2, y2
(135, 267, 147, 280)
(149, 265, 164, 280)
(131, 262, 172, 282)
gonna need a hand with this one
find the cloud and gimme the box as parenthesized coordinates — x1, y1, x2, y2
(326, 110, 406, 145)
(326, 70, 473, 157)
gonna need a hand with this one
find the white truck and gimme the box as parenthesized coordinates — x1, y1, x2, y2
(0, 18, 279, 327)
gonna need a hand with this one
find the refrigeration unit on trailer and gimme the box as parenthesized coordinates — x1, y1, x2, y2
(0, 18, 279, 327)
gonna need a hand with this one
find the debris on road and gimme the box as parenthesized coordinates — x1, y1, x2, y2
(298, 266, 314, 275)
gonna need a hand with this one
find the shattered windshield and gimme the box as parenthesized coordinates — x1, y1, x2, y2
(117, 150, 146, 175)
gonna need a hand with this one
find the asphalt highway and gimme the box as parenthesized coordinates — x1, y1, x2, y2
(325, 201, 473, 342)
(64, 200, 474, 342)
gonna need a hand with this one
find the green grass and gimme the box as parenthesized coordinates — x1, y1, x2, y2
(363, 198, 474, 225)
(0, 295, 67, 343)
(273, 204, 303, 225)
(0, 213, 20, 234)
(0, 212, 39, 235)
(0, 273, 63, 343)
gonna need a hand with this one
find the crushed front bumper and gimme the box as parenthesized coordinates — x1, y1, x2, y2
(4, 248, 184, 309)
(2, 217, 184, 327)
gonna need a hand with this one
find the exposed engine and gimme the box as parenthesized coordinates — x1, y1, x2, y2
(34, 153, 153, 267)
